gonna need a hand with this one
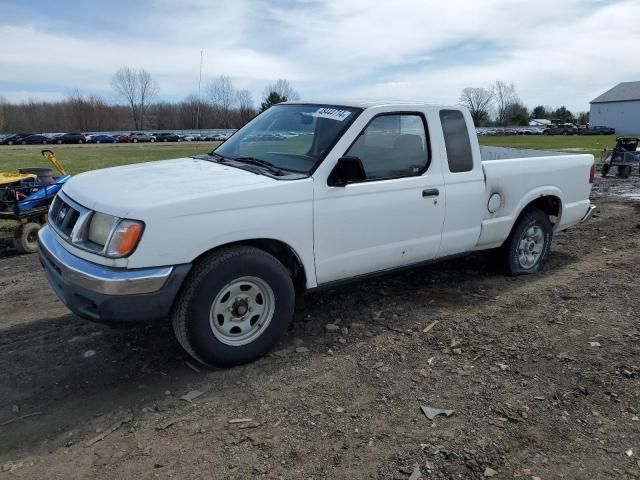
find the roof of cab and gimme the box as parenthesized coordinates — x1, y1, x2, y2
(281, 100, 451, 109)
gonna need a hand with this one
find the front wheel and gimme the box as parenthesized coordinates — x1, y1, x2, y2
(171, 246, 295, 367)
(500, 208, 552, 276)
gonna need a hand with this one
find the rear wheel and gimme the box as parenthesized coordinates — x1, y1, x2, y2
(171, 246, 295, 367)
(500, 208, 552, 276)
(14, 222, 40, 254)
(618, 165, 631, 178)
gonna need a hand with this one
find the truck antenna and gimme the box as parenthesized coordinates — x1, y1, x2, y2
(195, 50, 203, 152)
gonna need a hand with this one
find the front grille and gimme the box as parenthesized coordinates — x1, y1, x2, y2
(49, 195, 81, 238)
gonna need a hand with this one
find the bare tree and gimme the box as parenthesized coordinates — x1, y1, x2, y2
(112, 67, 139, 128)
(262, 79, 300, 104)
(207, 75, 236, 128)
(137, 69, 159, 130)
(459, 88, 493, 126)
(490, 80, 518, 125)
(236, 89, 255, 124)
(0, 96, 7, 132)
(111, 67, 158, 129)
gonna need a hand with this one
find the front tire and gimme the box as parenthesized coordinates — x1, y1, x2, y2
(171, 246, 295, 367)
(500, 208, 553, 276)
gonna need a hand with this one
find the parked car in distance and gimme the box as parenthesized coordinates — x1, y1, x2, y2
(129, 132, 153, 143)
(21, 134, 50, 145)
(3, 133, 34, 145)
(115, 134, 129, 143)
(542, 123, 578, 135)
(579, 125, 615, 135)
(153, 132, 181, 142)
(183, 134, 202, 141)
(51, 132, 87, 144)
(38, 101, 596, 368)
(87, 134, 118, 144)
(201, 133, 227, 141)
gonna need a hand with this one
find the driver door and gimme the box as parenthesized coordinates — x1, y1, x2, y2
(313, 112, 445, 284)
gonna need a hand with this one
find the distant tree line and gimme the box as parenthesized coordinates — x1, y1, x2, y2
(0, 67, 300, 133)
(459, 81, 588, 127)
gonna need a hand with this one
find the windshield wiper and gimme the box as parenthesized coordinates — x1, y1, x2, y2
(232, 156, 286, 176)
(208, 152, 228, 162)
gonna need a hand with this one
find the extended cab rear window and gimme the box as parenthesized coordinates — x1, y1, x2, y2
(439, 110, 473, 173)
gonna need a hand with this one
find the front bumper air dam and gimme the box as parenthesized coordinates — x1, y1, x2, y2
(38, 225, 191, 322)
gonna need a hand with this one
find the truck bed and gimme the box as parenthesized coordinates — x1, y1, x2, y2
(480, 146, 568, 161)
(476, 147, 594, 249)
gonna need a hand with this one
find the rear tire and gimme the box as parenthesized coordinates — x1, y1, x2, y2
(171, 246, 295, 368)
(618, 165, 631, 178)
(14, 222, 41, 254)
(500, 208, 553, 276)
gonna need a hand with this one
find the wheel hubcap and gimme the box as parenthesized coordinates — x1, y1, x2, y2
(517, 225, 545, 269)
(209, 276, 275, 346)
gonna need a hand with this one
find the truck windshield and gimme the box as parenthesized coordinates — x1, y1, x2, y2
(214, 104, 362, 174)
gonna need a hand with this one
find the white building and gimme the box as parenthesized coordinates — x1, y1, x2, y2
(590, 81, 640, 135)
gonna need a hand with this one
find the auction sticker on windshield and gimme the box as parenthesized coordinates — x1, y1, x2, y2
(313, 108, 353, 121)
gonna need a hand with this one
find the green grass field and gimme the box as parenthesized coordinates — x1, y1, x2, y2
(478, 134, 616, 161)
(0, 143, 220, 175)
(0, 135, 618, 175)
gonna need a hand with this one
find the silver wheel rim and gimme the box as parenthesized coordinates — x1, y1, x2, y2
(209, 276, 275, 346)
(517, 224, 545, 269)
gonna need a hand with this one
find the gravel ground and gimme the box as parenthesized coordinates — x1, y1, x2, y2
(0, 174, 639, 479)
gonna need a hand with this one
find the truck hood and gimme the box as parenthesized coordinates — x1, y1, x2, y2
(62, 157, 277, 218)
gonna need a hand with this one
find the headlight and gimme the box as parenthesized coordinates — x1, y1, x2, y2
(105, 219, 144, 258)
(88, 212, 117, 246)
(87, 213, 144, 258)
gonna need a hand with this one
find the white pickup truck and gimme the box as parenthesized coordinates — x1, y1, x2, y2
(38, 101, 596, 367)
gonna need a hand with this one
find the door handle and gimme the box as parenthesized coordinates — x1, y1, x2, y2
(422, 188, 439, 198)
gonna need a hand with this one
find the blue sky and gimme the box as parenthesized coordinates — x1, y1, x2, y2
(1, 0, 639, 113)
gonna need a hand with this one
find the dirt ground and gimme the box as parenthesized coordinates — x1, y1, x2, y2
(0, 174, 639, 479)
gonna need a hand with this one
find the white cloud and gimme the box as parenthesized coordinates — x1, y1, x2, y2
(0, 0, 638, 112)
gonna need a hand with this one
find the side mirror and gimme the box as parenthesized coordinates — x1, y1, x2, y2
(327, 156, 366, 187)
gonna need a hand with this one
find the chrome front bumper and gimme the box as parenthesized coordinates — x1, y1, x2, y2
(38, 225, 172, 295)
(581, 204, 596, 223)
(38, 225, 191, 322)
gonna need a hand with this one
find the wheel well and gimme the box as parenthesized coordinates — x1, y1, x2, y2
(193, 239, 307, 292)
(524, 195, 561, 226)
